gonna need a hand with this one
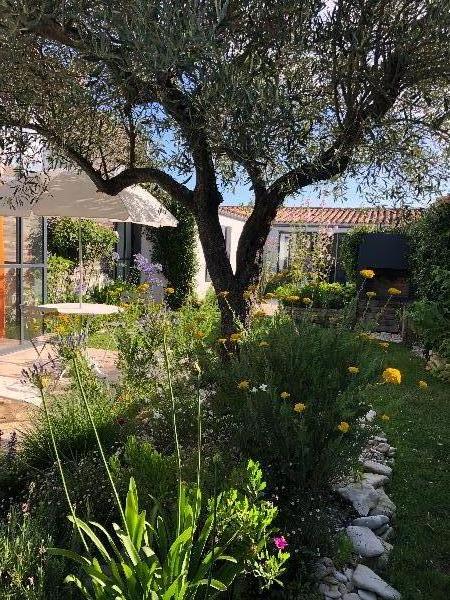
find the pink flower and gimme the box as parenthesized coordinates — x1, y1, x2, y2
(273, 535, 288, 550)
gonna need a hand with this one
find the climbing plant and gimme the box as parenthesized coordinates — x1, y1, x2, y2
(147, 191, 198, 309)
(340, 225, 376, 283)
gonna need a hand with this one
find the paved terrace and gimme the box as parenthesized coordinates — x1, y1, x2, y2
(0, 343, 118, 449)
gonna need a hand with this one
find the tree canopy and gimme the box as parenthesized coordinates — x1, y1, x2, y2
(1, 0, 449, 328)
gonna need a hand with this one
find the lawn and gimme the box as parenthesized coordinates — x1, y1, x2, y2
(366, 343, 450, 600)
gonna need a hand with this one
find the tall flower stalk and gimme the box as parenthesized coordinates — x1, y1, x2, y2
(72, 355, 128, 535)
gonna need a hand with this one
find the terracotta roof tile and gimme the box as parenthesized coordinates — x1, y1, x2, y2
(219, 205, 423, 225)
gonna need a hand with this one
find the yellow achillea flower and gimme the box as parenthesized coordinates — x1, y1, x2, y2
(165, 287, 175, 295)
(230, 332, 243, 342)
(381, 414, 390, 421)
(337, 421, 350, 433)
(382, 367, 402, 385)
(280, 391, 290, 399)
(294, 402, 306, 413)
(237, 380, 250, 390)
(366, 291, 377, 298)
(360, 269, 375, 279)
(217, 290, 229, 298)
(138, 282, 150, 292)
(348, 366, 359, 374)
(388, 287, 402, 295)
(418, 380, 428, 389)
(259, 341, 269, 348)
(193, 331, 206, 340)
(286, 295, 300, 302)
(302, 297, 313, 305)
(217, 338, 227, 344)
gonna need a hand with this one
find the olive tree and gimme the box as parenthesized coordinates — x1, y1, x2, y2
(0, 0, 449, 332)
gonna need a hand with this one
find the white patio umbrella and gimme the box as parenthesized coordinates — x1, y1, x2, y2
(0, 169, 177, 315)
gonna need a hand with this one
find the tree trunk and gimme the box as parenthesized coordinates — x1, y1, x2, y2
(194, 198, 265, 336)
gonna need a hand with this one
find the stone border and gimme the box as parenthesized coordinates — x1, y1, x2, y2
(315, 433, 401, 600)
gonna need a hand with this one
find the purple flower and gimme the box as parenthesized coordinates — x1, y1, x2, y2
(133, 253, 163, 282)
(273, 535, 288, 550)
(111, 251, 120, 261)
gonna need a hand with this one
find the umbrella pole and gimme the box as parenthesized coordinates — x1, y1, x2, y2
(78, 219, 83, 308)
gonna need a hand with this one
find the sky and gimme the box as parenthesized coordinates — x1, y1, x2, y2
(218, 177, 449, 209)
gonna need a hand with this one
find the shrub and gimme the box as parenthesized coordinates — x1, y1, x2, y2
(146, 191, 198, 309)
(46, 255, 76, 303)
(48, 217, 118, 262)
(0, 506, 64, 600)
(275, 281, 356, 309)
(408, 201, 450, 359)
(210, 314, 381, 555)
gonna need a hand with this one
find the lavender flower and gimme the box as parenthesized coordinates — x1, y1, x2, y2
(133, 253, 163, 283)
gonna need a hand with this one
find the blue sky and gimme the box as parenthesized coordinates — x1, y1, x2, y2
(219, 177, 449, 208)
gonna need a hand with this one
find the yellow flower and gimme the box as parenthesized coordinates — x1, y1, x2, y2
(119, 302, 130, 309)
(286, 295, 300, 302)
(243, 290, 252, 300)
(264, 293, 275, 299)
(294, 402, 306, 413)
(193, 331, 206, 340)
(217, 338, 227, 344)
(366, 291, 377, 298)
(337, 421, 350, 433)
(348, 366, 359, 374)
(138, 282, 150, 292)
(259, 341, 269, 348)
(382, 367, 402, 385)
(418, 380, 428, 389)
(218, 290, 229, 298)
(379, 342, 389, 349)
(302, 297, 313, 305)
(381, 414, 390, 422)
(388, 287, 402, 295)
(230, 332, 243, 342)
(237, 380, 250, 390)
(360, 269, 375, 279)
(40, 374, 52, 390)
(165, 287, 175, 295)
(280, 391, 291, 399)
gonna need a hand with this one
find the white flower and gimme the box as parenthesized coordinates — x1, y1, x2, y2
(259, 383, 268, 391)
(250, 386, 258, 393)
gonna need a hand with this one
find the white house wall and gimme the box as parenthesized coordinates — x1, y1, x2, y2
(194, 213, 246, 297)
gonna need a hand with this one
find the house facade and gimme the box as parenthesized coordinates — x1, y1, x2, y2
(194, 205, 422, 296)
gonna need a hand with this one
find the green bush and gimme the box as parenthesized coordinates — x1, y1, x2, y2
(209, 314, 381, 556)
(47, 255, 75, 303)
(0, 506, 65, 600)
(48, 217, 118, 262)
(146, 192, 198, 309)
(408, 201, 450, 359)
(275, 281, 356, 309)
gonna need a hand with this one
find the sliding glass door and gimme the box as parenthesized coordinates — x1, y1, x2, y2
(0, 216, 46, 342)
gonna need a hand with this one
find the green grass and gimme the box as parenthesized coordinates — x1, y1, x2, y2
(365, 343, 450, 600)
(87, 329, 118, 350)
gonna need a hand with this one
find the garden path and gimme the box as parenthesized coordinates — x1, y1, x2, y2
(0, 344, 119, 449)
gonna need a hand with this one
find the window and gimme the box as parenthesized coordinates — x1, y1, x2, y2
(115, 223, 142, 281)
(0, 216, 46, 341)
(205, 225, 231, 282)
